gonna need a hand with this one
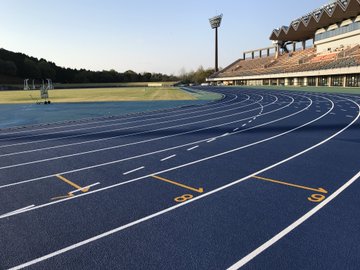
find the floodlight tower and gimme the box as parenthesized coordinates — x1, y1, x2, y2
(209, 14, 223, 72)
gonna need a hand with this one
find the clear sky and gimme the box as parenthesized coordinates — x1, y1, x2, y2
(0, 0, 330, 75)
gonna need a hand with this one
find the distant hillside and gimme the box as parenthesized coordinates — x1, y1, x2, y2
(0, 48, 178, 85)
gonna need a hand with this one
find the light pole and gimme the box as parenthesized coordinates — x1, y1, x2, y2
(209, 14, 223, 72)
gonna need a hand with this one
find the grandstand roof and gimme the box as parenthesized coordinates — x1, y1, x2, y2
(270, 0, 360, 42)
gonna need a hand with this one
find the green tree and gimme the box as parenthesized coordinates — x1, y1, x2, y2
(39, 60, 56, 79)
(23, 58, 41, 78)
(0, 59, 17, 76)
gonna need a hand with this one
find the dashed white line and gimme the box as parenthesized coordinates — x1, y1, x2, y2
(160, 155, 177, 162)
(123, 166, 145, 175)
(187, 145, 199, 151)
(0, 205, 35, 218)
(346, 115, 354, 118)
(242, 124, 247, 127)
(207, 138, 216, 143)
(233, 128, 239, 132)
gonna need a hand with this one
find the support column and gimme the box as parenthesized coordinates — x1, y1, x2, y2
(315, 77, 319, 87)
(343, 75, 347, 87)
(293, 42, 296, 52)
(328, 76, 332, 87)
(251, 51, 255, 59)
(285, 78, 289, 86)
(243, 53, 246, 60)
(267, 48, 270, 57)
(304, 77, 308, 87)
(302, 40, 306, 50)
(259, 50, 262, 58)
(294, 78, 299, 86)
(276, 79, 280, 86)
(215, 27, 219, 72)
(275, 45, 280, 59)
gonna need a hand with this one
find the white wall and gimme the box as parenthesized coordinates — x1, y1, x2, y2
(315, 29, 360, 53)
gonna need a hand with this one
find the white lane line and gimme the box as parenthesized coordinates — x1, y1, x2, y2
(227, 170, 360, 270)
(346, 115, 353, 118)
(187, 145, 199, 151)
(0, 94, 306, 190)
(9, 110, 359, 270)
(68, 182, 101, 195)
(207, 138, 216, 143)
(221, 133, 230, 137)
(160, 155, 176, 162)
(0, 205, 35, 218)
(233, 128, 239, 132)
(123, 167, 145, 175)
(242, 124, 247, 127)
(0, 93, 241, 138)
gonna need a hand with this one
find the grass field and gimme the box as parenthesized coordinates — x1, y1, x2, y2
(0, 87, 200, 104)
(0, 81, 178, 90)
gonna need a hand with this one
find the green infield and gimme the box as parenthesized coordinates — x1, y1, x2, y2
(0, 87, 222, 104)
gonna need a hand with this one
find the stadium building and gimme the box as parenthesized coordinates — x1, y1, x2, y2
(208, 0, 360, 88)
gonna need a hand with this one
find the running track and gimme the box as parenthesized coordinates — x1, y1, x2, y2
(0, 87, 359, 270)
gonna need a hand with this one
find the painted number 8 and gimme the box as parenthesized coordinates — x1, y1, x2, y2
(174, 194, 193, 203)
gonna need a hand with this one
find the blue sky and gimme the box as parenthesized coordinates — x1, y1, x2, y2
(0, 0, 329, 74)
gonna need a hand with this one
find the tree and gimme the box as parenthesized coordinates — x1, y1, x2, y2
(39, 60, 56, 79)
(23, 58, 41, 78)
(0, 59, 17, 76)
(179, 66, 215, 84)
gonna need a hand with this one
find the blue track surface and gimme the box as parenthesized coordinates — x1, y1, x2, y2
(0, 87, 359, 270)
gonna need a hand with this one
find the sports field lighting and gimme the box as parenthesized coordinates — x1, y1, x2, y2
(209, 14, 223, 72)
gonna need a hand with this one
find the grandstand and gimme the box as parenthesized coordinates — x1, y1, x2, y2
(208, 0, 360, 88)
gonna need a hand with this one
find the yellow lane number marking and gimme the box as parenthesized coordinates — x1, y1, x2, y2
(253, 175, 328, 203)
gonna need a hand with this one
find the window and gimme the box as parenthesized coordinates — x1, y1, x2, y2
(298, 78, 304, 86)
(318, 76, 328, 86)
(331, 76, 343, 86)
(346, 74, 360, 87)
(308, 77, 317, 86)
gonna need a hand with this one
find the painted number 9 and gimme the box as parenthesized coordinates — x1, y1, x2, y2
(174, 194, 193, 203)
(308, 194, 326, 203)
